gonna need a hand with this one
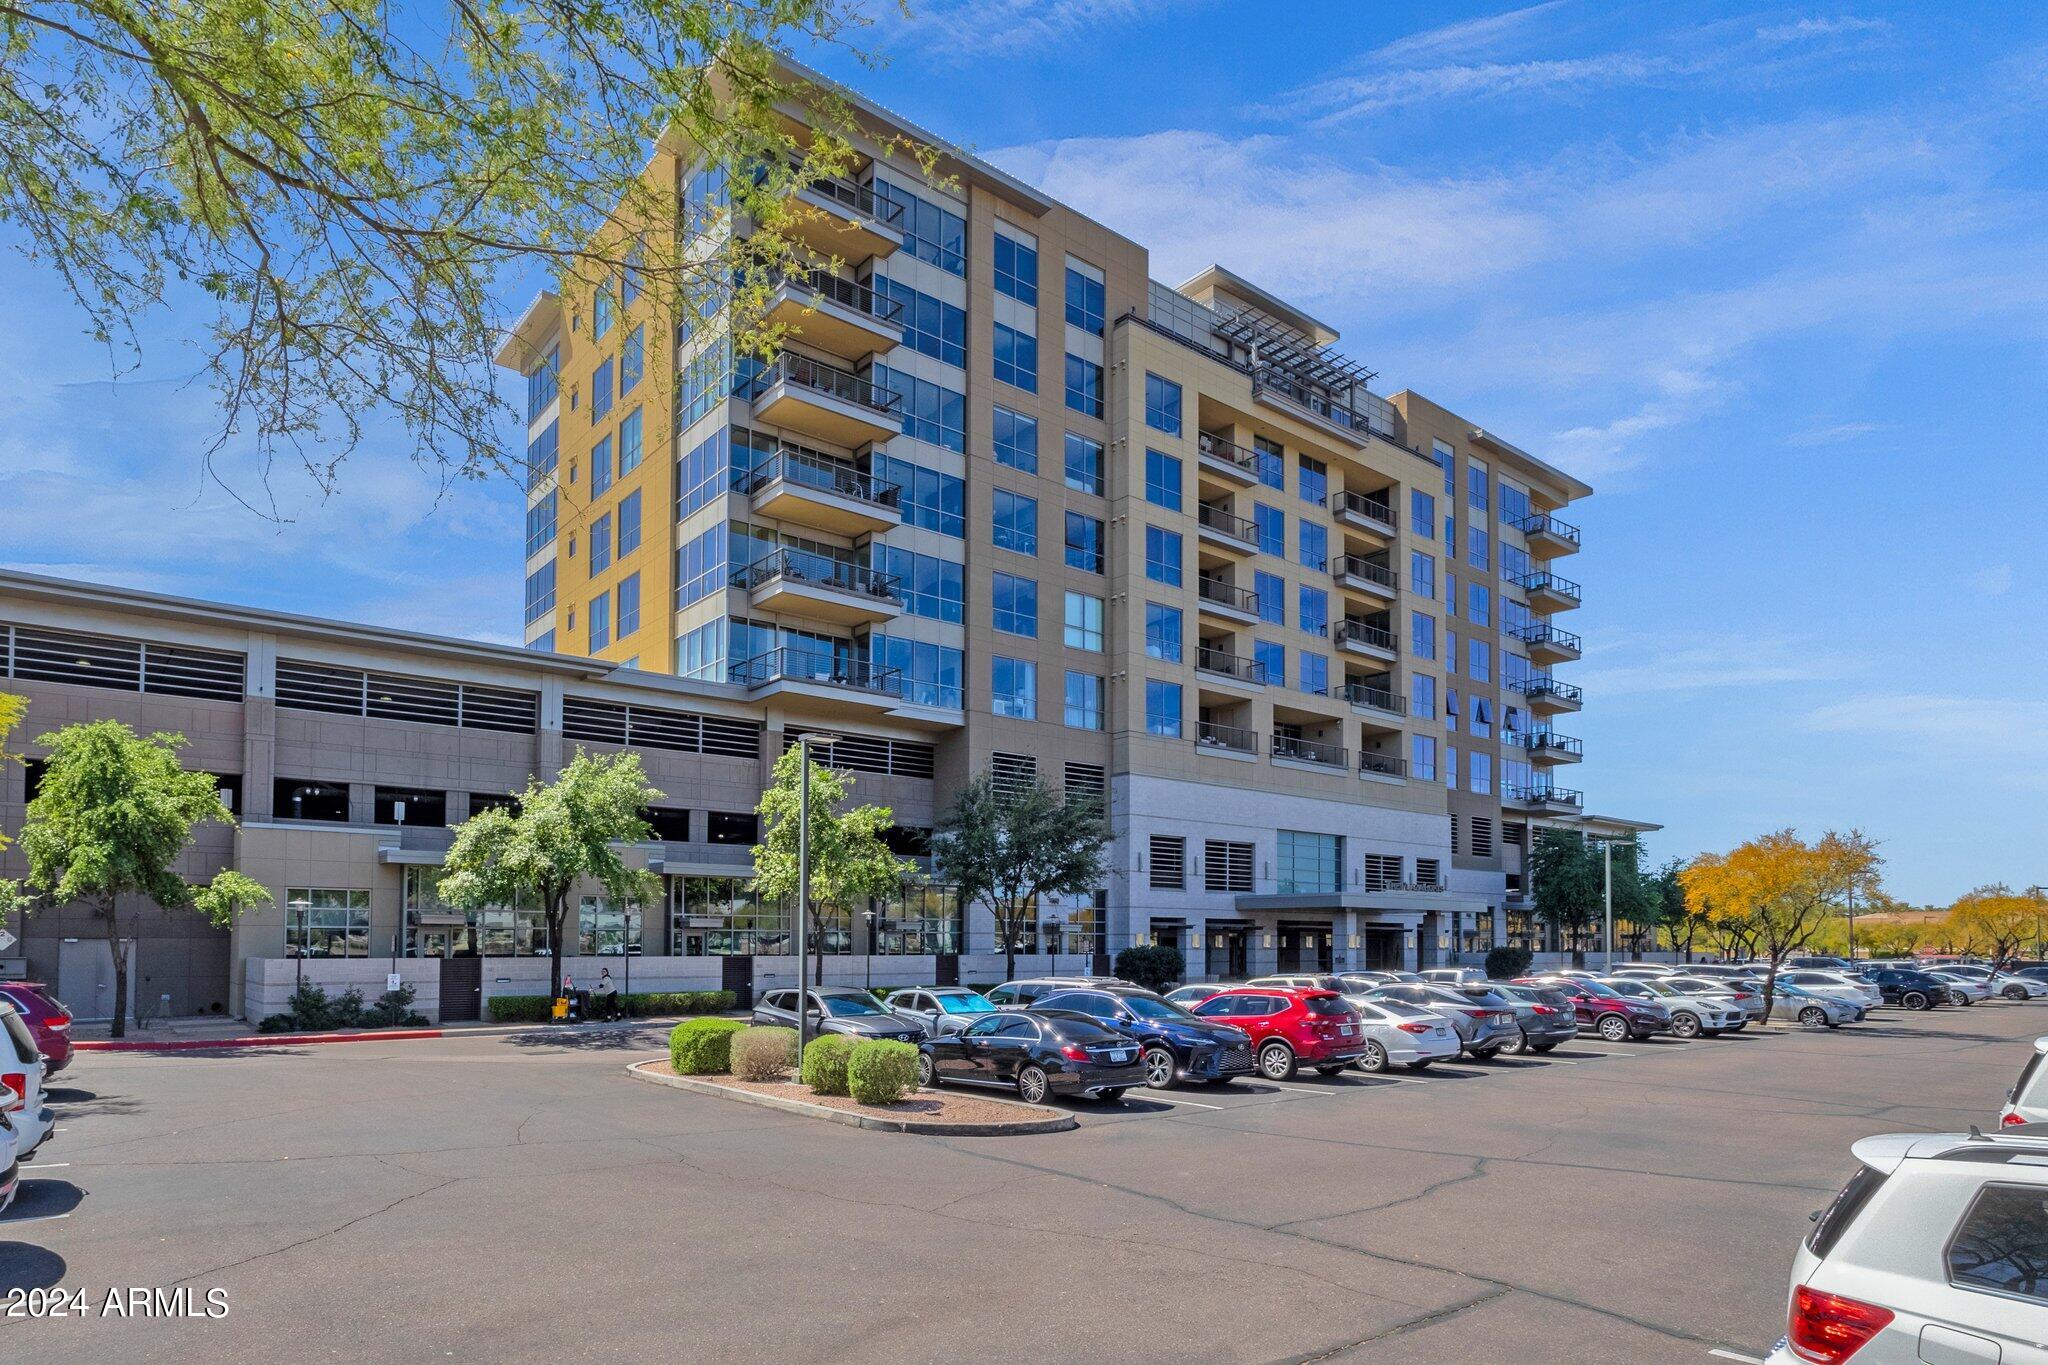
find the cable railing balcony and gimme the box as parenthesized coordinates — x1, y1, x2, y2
(731, 550, 900, 601)
(1358, 752, 1409, 779)
(1195, 720, 1257, 754)
(1334, 619, 1398, 653)
(1333, 555, 1398, 591)
(738, 353, 900, 418)
(736, 447, 902, 510)
(1509, 510, 1582, 547)
(1509, 569, 1582, 603)
(1333, 490, 1397, 529)
(777, 267, 905, 326)
(1197, 503, 1259, 543)
(735, 647, 899, 694)
(1509, 622, 1583, 653)
(1195, 431, 1262, 478)
(1197, 576, 1258, 614)
(1505, 783, 1584, 808)
(1338, 681, 1406, 715)
(1196, 645, 1267, 685)
(1272, 734, 1346, 768)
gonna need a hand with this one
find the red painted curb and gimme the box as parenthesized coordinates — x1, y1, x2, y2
(76, 1029, 445, 1052)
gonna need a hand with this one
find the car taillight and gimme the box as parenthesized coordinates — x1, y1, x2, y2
(2001, 1111, 2028, 1128)
(48, 1017, 70, 1032)
(1531, 1004, 1557, 1015)
(1787, 1286, 1894, 1363)
(1461, 1008, 1491, 1018)
(1398, 1022, 1433, 1035)
(1059, 1044, 1090, 1062)
(0, 1074, 23, 1112)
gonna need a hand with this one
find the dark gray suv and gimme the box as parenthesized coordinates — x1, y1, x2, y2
(751, 986, 926, 1041)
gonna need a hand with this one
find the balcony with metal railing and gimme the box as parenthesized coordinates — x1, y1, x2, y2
(1509, 622, 1582, 663)
(1196, 502, 1260, 556)
(1195, 431, 1261, 485)
(1334, 618, 1399, 661)
(1516, 731, 1584, 765)
(1196, 644, 1268, 689)
(731, 550, 902, 625)
(765, 268, 906, 362)
(1339, 680, 1406, 720)
(737, 446, 902, 536)
(1509, 569, 1582, 612)
(1514, 675, 1583, 713)
(1509, 510, 1582, 557)
(786, 171, 906, 261)
(736, 646, 903, 714)
(1196, 575, 1260, 624)
(1195, 720, 1258, 756)
(1504, 783, 1585, 812)
(740, 352, 902, 448)
(1357, 752, 1409, 781)
(1333, 489, 1397, 539)
(1272, 733, 1346, 769)
(1333, 554, 1398, 602)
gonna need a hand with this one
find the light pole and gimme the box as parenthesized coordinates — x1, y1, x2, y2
(1603, 838, 1614, 973)
(862, 908, 879, 993)
(794, 732, 841, 1061)
(1044, 918, 1059, 979)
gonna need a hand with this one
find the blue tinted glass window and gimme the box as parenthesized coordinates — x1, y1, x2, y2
(1254, 504, 1283, 557)
(1144, 526, 1182, 586)
(1255, 570, 1285, 625)
(1144, 680, 1182, 738)
(992, 572, 1038, 637)
(1064, 432, 1103, 495)
(1064, 266, 1105, 333)
(993, 232, 1038, 305)
(1144, 373, 1182, 435)
(993, 322, 1038, 392)
(993, 405, 1038, 473)
(1144, 449, 1182, 511)
(993, 489, 1038, 556)
(1144, 603, 1182, 662)
(1063, 354, 1103, 417)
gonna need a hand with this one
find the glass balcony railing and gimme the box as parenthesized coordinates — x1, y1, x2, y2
(779, 268, 904, 326)
(731, 550, 900, 601)
(736, 447, 901, 511)
(738, 353, 900, 417)
(735, 647, 899, 694)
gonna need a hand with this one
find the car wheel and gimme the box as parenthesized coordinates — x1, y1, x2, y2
(1357, 1041, 1389, 1072)
(915, 1053, 937, 1088)
(1530, 1043, 1557, 1054)
(1950, 991, 1970, 1007)
(2005, 985, 2027, 1000)
(1902, 990, 1929, 1010)
(1504, 1029, 1530, 1055)
(1140, 1045, 1177, 1090)
(1596, 1013, 1630, 1042)
(1671, 1012, 1701, 1039)
(1096, 1088, 1126, 1104)
(1016, 1065, 1049, 1104)
(1798, 1005, 1829, 1028)
(1258, 1041, 1297, 1081)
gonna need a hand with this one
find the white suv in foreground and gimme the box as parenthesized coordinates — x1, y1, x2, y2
(1765, 1128, 2048, 1363)
(2000, 1035, 2048, 1127)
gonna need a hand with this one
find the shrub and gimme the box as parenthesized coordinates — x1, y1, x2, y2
(622, 990, 737, 1017)
(486, 995, 553, 1023)
(1114, 944, 1186, 993)
(1484, 946, 1533, 982)
(365, 984, 417, 1028)
(256, 1013, 298, 1034)
(729, 1026, 798, 1081)
(330, 986, 367, 1028)
(845, 1039, 919, 1105)
(670, 1017, 748, 1074)
(800, 1034, 858, 1096)
(284, 980, 334, 1030)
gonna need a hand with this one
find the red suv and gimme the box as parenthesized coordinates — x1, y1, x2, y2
(1191, 987, 1368, 1080)
(0, 984, 73, 1076)
(1515, 975, 1670, 1042)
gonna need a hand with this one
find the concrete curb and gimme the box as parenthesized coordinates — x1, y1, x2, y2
(76, 1016, 699, 1053)
(625, 1059, 1077, 1135)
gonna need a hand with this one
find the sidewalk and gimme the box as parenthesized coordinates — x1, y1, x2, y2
(72, 1012, 719, 1050)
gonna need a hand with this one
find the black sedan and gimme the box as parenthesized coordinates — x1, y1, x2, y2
(752, 987, 926, 1041)
(1861, 968, 1951, 1011)
(916, 1009, 1146, 1103)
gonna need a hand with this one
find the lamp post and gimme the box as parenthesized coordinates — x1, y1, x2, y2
(794, 732, 841, 1061)
(1045, 918, 1060, 979)
(862, 908, 879, 992)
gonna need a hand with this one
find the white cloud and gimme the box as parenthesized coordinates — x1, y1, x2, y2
(1575, 631, 1860, 698)
(1283, 53, 1681, 126)
(1806, 693, 2048, 767)
(1369, 1, 1570, 66)
(1786, 421, 1884, 447)
(879, 0, 1189, 58)
(1756, 16, 1891, 45)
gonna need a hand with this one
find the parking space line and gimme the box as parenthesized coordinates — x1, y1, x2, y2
(1137, 1093, 1232, 1110)
(25, 1162, 68, 1169)
(1708, 1349, 1765, 1364)
(1255, 1081, 1342, 1095)
(2, 1212, 71, 1225)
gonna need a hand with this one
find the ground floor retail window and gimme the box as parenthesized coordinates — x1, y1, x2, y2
(1459, 911, 1495, 957)
(669, 875, 790, 956)
(578, 897, 644, 955)
(872, 884, 963, 955)
(286, 888, 370, 957)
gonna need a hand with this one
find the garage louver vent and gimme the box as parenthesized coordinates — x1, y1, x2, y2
(784, 728, 934, 780)
(3, 623, 244, 702)
(561, 695, 759, 758)
(276, 659, 537, 734)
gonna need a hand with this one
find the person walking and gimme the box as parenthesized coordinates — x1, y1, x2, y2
(595, 967, 620, 1021)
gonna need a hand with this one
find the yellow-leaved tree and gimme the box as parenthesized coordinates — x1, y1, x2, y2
(1941, 886, 2046, 965)
(1679, 829, 1882, 1018)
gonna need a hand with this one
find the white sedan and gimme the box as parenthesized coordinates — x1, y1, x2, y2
(1925, 971, 1994, 1006)
(1765, 1129, 2048, 1365)
(1770, 984, 1862, 1028)
(1777, 969, 1882, 1011)
(1951, 967, 2048, 1001)
(1345, 998, 1461, 1072)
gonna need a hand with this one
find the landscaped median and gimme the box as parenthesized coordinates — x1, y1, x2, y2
(627, 1019, 1076, 1135)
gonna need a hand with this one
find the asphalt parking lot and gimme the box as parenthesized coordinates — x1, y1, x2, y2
(3, 1002, 2040, 1363)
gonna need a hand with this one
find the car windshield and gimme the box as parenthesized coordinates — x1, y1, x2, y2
(819, 994, 887, 1016)
(1604, 980, 1653, 998)
(1119, 994, 1191, 1021)
(1634, 980, 1681, 998)
(1045, 1016, 1124, 1043)
(933, 993, 995, 1014)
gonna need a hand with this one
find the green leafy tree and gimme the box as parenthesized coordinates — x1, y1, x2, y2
(0, 0, 928, 498)
(1528, 829, 1600, 956)
(934, 772, 1111, 984)
(11, 720, 270, 1035)
(751, 745, 915, 983)
(440, 750, 660, 1004)
(1608, 841, 1662, 955)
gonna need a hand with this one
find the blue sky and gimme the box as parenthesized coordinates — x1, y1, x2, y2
(1, 2, 2042, 901)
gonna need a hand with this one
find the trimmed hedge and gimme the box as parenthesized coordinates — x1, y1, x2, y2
(730, 1025, 798, 1081)
(671, 1018, 747, 1074)
(486, 989, 737, 1023)
(846, 1039, 919, 1105)
(1484, 946, 1533, 982)
(800, 1034, 858, 1096)
(1114, 944, 1185, 993)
